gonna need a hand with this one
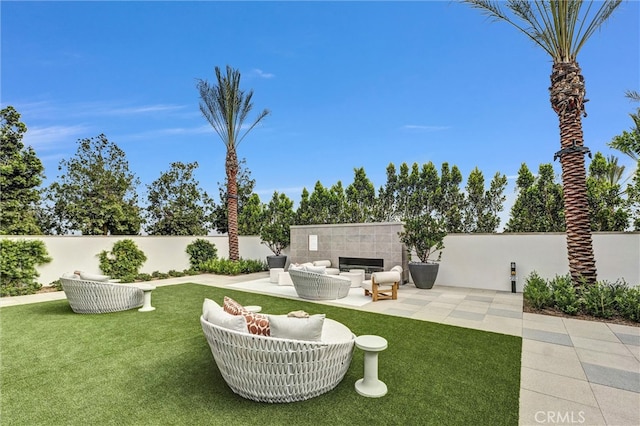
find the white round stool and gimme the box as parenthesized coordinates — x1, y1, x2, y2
(355, 334, 388, 397)
(339, 271, 364, 288)
(269, 268, 284, 283)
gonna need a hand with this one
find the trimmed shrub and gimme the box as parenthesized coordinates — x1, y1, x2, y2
(550, 274, 580, 315)
(98, 239, 147, 282)
(615, 286, 640, 322)
(580, 280, 619, 319)
(199, 258, 267, 275)
(186, 239, 218, 270)
(523, 271, 552, 310)
(0, 239, 52, 296)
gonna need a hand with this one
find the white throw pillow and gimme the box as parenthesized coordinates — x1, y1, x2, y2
(313, 260, 332, 267)
(203, 298, 248, 333)
(202, 298, 220, 318)
(62, 272, 80, 279)
(78, 272, 110, 282)
(268, 314, 326, 341)
(305, 265, 326, 274)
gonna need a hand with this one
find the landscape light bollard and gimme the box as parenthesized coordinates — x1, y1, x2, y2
(510, 262, 516, 293)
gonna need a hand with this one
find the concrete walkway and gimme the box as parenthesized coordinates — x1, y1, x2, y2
(2, 273, 638, 426)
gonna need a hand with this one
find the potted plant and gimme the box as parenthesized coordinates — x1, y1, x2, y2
(260, 192, 295, 269)
(398, 213, 446, 289)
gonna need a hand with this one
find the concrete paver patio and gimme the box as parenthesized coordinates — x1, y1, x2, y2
(2, 272, 638, 426)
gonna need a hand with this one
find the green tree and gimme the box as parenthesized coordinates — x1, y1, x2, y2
(260, 191, 295, 255)
(238, 193, 264, 235)
(464, 168, 507, 233)
(145, 161, 212, 235)
(211, 158, 256, 234)
(46, 134, 142, 235)
(197, 65, 269, 261)
(586, 153, 628, 231)
(373, 163, 398, 222)
(308, 181, 332, 224)
(294, 188, 312, 225)
(345, 167, 376, 223)
(436, 163, 465, 233)
(328, 181, 347, 223)
(505, 163, 565, 232)
(0, 106, 44, 235)
(464, 0, 623, 286)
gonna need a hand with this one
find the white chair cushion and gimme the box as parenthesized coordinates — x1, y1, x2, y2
(313, 260, 332, 267)
(361, 280, 396, 291)
(371, 270, 401, 284)
(304, 265, 326, 274)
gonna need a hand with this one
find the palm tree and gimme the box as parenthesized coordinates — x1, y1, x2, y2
(463, 0, 622, 286)
(197, 66, 270, 261)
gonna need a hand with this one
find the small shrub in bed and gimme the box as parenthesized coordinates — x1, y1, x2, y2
(186, 239, 218, 270)
(199, 258, 267, 275)
(580, 280, 623, 319)
(615, 285, 640, 322)
(98, 239, 147, 281)
(523, 271, 552, 310)
(550, 274, 580, 315)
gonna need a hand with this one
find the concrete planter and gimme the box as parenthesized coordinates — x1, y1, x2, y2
(266, 255, 287, 269)
(408, 262, 439, 289)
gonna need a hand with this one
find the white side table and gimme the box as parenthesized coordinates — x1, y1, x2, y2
(349, 269, 366, 286)
(355, 335, 388, 397)
(270, 268, 284, 283)
(339, 271, 364, 288)
(136, 284, 156, 312)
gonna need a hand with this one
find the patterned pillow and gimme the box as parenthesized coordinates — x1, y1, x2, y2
(223, 296, 245, 315)
(244, 311, 270, 336)
(223, 296, 270, 336)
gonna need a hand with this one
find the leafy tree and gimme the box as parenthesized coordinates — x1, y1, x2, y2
(238, 193, 264, 235)
(46, 134, 142, 235)
(505, 163, 565, 232)
(345, 167, 376, 223)
(436, 163, 465, 233)
(145, 161, 212, 235)
(294, 188, 312, 225)
(464, 0, 623, 286)
(373, 163, 398, 222)
(197, 65, 269, 261)
(328, 181, 347, 223)
(464, 168, 507, 233)
(608, 90, 640, 229)
(586, 153, 628, 231)
(0, 106, 44, 235)
(308, 181, 332, 224)
(260, 191, 295, 255)
(211, 158, 256, 234)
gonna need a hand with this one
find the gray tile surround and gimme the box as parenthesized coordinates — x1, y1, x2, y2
(582, 363, 640, 393)
(523, 328, 574, 346)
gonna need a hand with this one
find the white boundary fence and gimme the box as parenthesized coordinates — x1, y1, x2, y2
(2, 232, 638, 292)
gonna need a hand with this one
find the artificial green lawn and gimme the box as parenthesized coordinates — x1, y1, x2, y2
(1, 284, 521, 425)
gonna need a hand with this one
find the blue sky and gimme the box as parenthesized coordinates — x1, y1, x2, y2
(2, 1, 639, 228)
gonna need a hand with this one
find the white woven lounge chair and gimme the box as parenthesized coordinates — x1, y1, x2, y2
(288, 268, 351, 300)
(200, 315, 355, 403)
(60, 277, 144, 314)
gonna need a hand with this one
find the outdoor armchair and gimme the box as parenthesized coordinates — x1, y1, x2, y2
(60, 276, 144, 314)
(288, 268, 351, 300)
(361, 265, 402, 302)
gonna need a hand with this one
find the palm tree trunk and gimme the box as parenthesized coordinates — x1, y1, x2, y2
(226, 149, 240, 262)
(550, 61, 597, 286)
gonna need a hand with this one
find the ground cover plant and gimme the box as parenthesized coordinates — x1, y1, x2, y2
(1, 284, 521, 425)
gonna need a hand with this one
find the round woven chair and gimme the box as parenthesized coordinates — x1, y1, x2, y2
(60, 277, 143, 314)
(200, 316, 355, 403)
(288, 269, 352, 300)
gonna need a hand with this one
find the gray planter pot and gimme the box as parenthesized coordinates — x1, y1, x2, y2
(266, 255, 287, 269)
(408, 262, 439, 289)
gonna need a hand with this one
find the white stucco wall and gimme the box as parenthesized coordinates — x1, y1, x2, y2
(2, 232, 638, 291)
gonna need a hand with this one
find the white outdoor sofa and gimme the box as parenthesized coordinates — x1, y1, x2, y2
(60, 275, 144, 314)
(200, 314, 355, 403)
(288, 268, 352, 300)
